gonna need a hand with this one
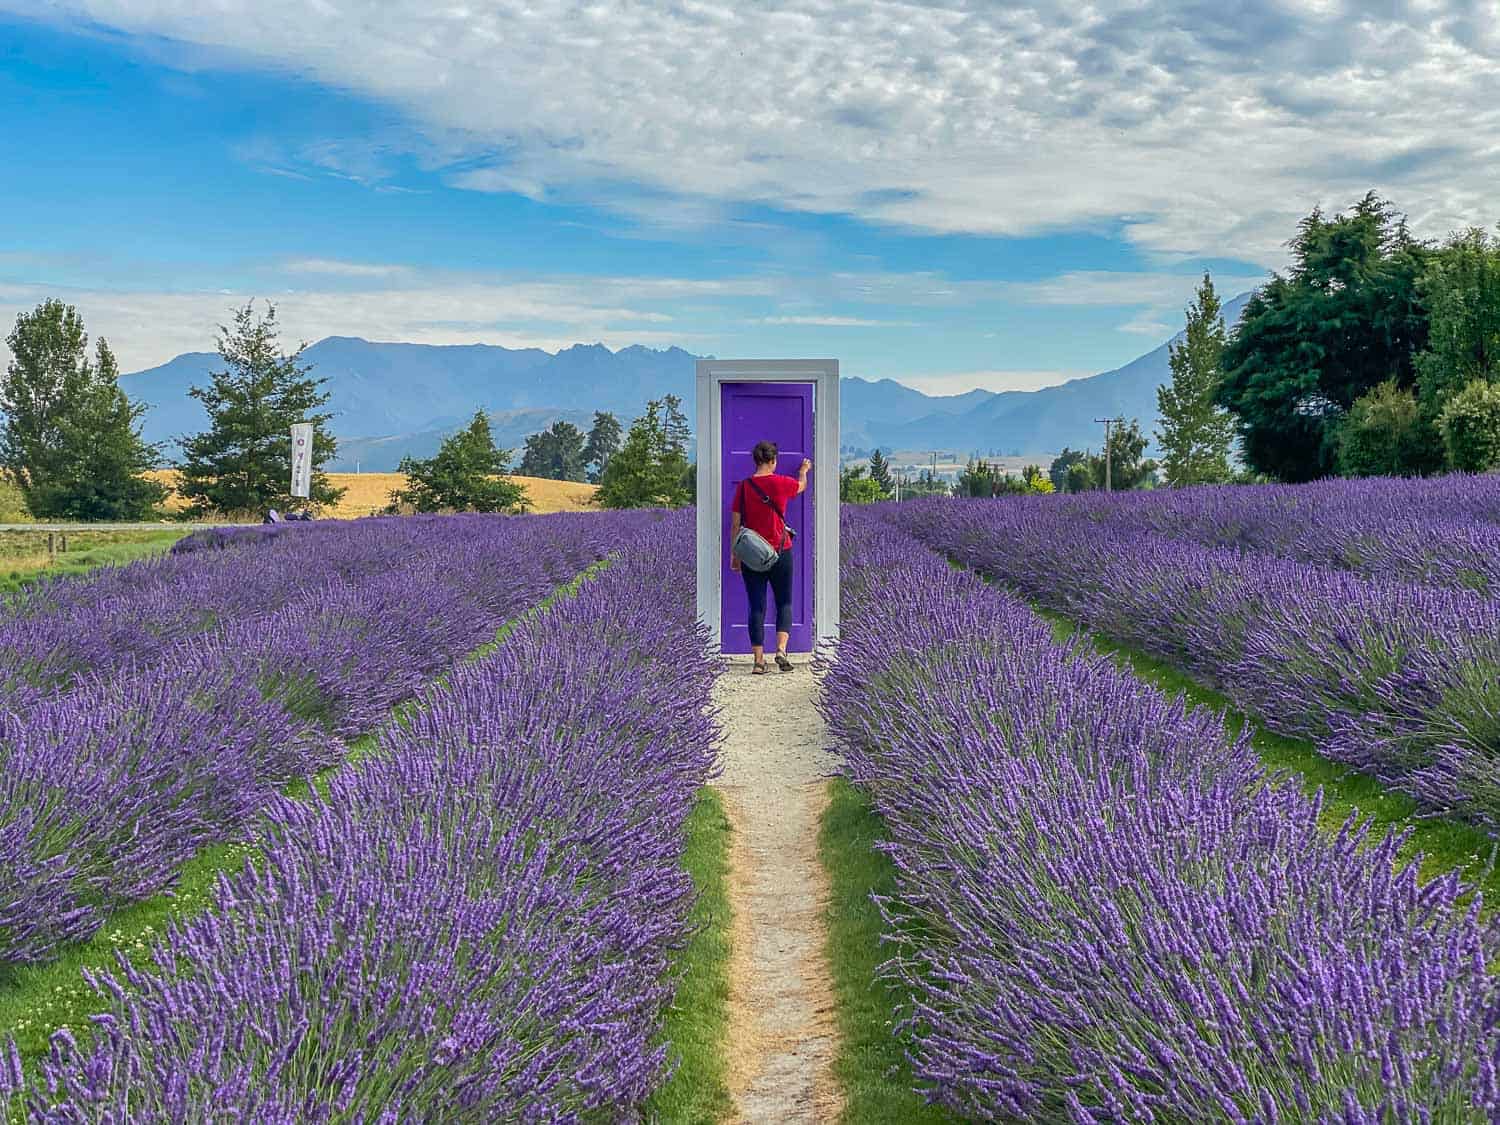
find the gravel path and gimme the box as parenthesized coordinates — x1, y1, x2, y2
(714, 656, 843, 1124)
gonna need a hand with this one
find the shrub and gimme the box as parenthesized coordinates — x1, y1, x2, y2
(1439, 378, 1500, 472)
(1336, 379, 1442, 477)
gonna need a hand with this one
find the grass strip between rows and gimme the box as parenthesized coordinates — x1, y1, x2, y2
(644, 787, 734, 1123)
(0, 558, 611, 1076)
(1032, 604, 1500, 908)
(819, 779, 958, 1125)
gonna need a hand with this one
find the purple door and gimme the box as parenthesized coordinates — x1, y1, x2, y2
(722, 382, 814, 653)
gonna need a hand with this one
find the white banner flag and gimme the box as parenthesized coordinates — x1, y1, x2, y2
(290, 423, 313, 498)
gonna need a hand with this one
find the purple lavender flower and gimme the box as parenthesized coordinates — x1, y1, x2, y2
(821, 509, 1500, 1121)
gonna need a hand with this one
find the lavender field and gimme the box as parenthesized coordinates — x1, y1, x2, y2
(0, 510, 731, 1120)
(880, 478, 1500, 833)
(4, 478, 1500, 1121)
(823, 505, 1500, 1120)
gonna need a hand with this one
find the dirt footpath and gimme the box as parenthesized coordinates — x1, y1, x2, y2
(714, 657, 843, 1124)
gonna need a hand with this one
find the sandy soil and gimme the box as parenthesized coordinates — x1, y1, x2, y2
(714, 655, 843, 1124)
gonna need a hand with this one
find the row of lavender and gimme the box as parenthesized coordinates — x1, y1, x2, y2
(1, 514, 619, 967)
(1, 514, 540, 709)
(880, 497, 1500, 832)
(2, 514, 719, 1120)
(822, 510, 1500, 1121)
(1021, 474, 1500, 593)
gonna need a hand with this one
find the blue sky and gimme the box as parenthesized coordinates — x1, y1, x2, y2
(1, 3, 1495, 394)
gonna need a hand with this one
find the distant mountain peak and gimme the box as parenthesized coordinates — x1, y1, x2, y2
(120, 297, 1260, 470)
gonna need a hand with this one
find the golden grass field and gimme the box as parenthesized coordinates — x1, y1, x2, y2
(142, 470, 598, 518)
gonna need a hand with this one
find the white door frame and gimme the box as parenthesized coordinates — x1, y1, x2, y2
(695, 359, 840, 653)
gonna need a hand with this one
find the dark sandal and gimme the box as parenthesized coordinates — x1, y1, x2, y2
(752, 661, 769, 675)
(775, 652, 794, 672)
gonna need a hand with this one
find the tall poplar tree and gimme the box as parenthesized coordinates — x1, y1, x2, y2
(1156, 274, 1235, 486)
(1, 299, 165, 519)
(177, 302, 344, 516)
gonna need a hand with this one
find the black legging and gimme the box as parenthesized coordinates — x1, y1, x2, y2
(742, 549, 794, 648)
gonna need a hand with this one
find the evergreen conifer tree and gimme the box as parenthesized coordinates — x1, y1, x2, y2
(178, 302, 344, 516)
(596, 398, 692, 509)
(867, 448, 894, 495)
(519, 420, 588, 480)
(390, 409, 528, 512)
(582, 411, 623, 483)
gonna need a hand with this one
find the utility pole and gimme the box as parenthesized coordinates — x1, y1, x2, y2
(1093, 418, 1114, 492)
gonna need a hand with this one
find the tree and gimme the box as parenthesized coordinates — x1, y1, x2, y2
(1218, 193, 1432, 481)
(1087, 419, 1157, 490)
(390, 409, 528, 513)
(839, 464, 884, 504)
(1020, 464, 1055, 494)
(519, 420, 588, 481)
(596, 398, 692, 509)
(1336, 380, 1441, 477)
(661, 394, 692, 463)
(1066, 459, 1094, 494)
(1415, 227, 1500, 414)
(1, 299, 166, 520)
(1049, 448, 1088, 493)
(867, 448, 894, 494)
(1438, 379, 1500, 472)
(583, 411, 622, 483)
(954, 458, 1002, 497)
(1156, 273, 1235, 485)
(177, 302, 344, 516)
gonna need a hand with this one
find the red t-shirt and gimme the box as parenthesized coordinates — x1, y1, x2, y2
(732, 473, 799, 551)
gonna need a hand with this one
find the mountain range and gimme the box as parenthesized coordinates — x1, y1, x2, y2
(120, 292, 1251, 471)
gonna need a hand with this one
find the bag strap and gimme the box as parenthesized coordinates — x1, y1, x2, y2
(745, 475, 791, 546)
(746, 475, 787, 522)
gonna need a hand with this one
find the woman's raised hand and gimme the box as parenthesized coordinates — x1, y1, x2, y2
(800, 458, 812, 475)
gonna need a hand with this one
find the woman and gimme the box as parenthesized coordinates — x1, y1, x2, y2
(729, 441, 811, 674)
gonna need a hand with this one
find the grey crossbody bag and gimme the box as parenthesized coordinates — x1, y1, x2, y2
(731, 477, 795, 572)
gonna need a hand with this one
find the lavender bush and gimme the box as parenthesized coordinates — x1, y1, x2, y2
(997, 474, 1500, 593)
(0, 514, 621, 967)
(822, 510, 1500, 1121)
(0, 513, 599, 707)
(880, 496, 1500, 830)
(2, 513, 717, 1121)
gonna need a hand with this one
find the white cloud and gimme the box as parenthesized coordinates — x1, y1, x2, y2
(0, 275, 740, 371)
(1117, 312, 1174, 336)
(896, 369, 1093, 396)
(8, 0, 1498, 265)
(1010, 271, 1265, 309)
(282, 258, 411, 278)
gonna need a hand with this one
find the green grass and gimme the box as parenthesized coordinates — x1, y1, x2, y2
(0, 528, 188, 592)
(820, 779, 957, 1125)
(0, 558, 611, 1087)
(644, 788, 734, 1124)
(1035, 606, 1500, 905)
